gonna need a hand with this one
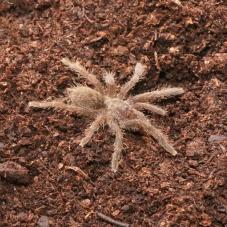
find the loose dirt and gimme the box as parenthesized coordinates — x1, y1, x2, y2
(0, 0, 226, 226)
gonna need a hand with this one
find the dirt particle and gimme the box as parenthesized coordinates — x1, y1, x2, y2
(58, 163, 64, 170)
(200, 213, 212, 227)
(159, 160, 173, 175)
(37, 61, 48, 74)
(112, 46, 129, 56)
(183, 181, 194, 190)
(208, 135, 226, 143)
(121, 205, 134, 213)
(29, 41, 39, 48)
(200, 53, 227, 74)
(0, 142, 5, 150)
(188, 160, 199, 167)
(112, 209, 120, 216)
(186, 138, 206, 157)
(169, 46, 181, 55)
(0, 161, 31, 185)
(145, 13, 161, 25)
(185, 17, 194, 26)
(63, 153, 76, 166)
(160, 182, 170, 189)
(138, 167, 151, 177)
(37, 215, 49, 227)
(80, 199, 91, 209)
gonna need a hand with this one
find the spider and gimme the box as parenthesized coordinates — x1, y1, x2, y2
(29, 58, 184, 172)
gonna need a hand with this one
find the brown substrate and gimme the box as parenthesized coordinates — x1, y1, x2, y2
(0, 0, 226, 226)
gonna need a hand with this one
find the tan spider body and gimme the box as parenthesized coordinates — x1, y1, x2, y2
(29, 58, 184, 172)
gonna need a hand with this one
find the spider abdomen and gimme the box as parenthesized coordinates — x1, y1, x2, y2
(66, 86, 105, 109)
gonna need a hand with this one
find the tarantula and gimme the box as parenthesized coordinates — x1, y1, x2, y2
(29, 58, 184, 172)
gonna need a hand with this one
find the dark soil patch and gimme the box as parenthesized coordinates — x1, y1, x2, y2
(0, 0, 226, 226)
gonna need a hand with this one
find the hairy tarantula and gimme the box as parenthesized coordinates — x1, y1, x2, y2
(29, 58, 184, 172)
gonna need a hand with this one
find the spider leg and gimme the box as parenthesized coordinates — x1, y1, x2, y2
(28, 99, 97, 118)
(103, 71, 117, 96)
(28, 98, 67, 110)
(133, 102, 167, 116)
(124, 110, 177, 156)
(61, 58, 104, 93)
(118, 63, 146, 99)
(130, 87, 184, 103)
(107, 118, 124, 172)
(79, 114, 106, 147)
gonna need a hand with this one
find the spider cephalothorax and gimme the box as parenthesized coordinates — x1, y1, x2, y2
(29, 58, 184, 172)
